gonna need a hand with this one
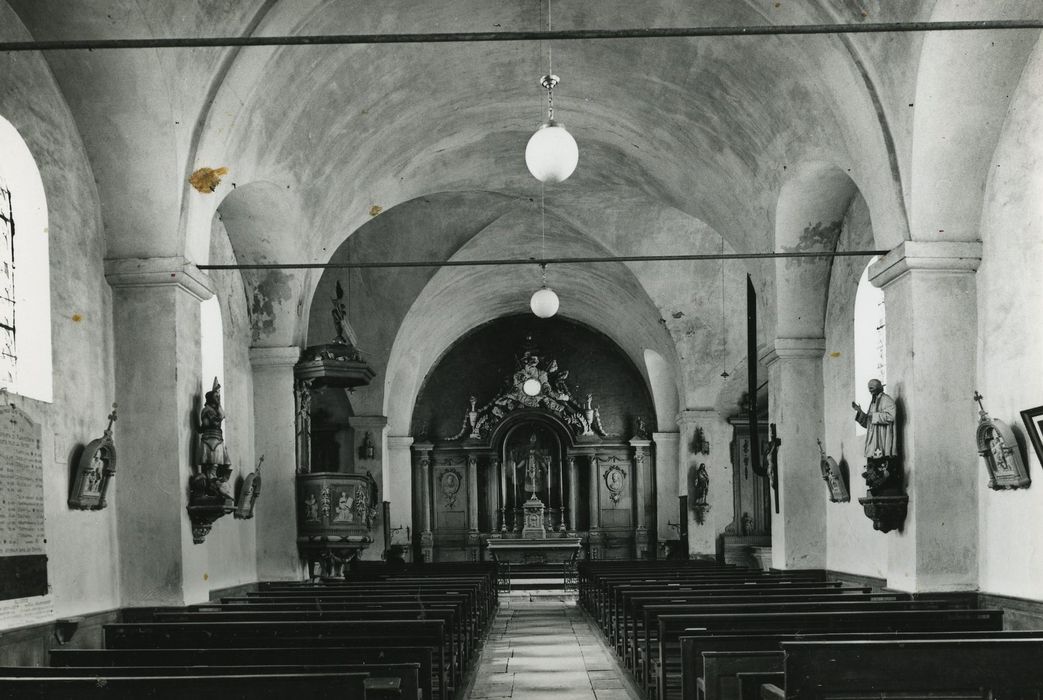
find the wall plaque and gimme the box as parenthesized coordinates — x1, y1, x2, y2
(0, 403, 50, 613)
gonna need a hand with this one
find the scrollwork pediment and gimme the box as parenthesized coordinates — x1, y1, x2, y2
(444, 339, 609, 441)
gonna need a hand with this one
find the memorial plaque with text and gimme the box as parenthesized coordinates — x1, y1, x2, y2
(0, 404, 48, 602)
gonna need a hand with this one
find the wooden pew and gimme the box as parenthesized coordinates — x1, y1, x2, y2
(151, 606, 470, 668)
(608, 582, 852, 643)
(103, 619, 450, 700)
(53, 645, 433, 700)
(683, 628, 1043, 700)
(654, 608, 1004, 700)
(644, 597, 952, 694)
(627, 592, 907, 670)
(0, 671, 374, 700)
(780, 638, 1043, 699)
(0, 664, 413, 699)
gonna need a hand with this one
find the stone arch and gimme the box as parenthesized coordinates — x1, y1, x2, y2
(910, 0, 1042, 241)
(773, 161, 861, 340)
(643, 349, 680, 433)
(212, 181, 308, 347)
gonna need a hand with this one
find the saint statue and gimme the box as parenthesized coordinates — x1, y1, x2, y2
(851, 378, 896, 459)
(196, 377, 234, 503)
(515, 433, 549, 496)
(852, 378, 898, 493)
(331, 280, 360, 347)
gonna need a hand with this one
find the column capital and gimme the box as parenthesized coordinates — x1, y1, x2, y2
(628, 438, 652, 450)
(870, 240, 982, 289)
(412, 441, 435, 454)
(347, 415, 388, 430)
(760, 337, 826, 366)
(105, 256, 214, 301)
(249, 346, 301, 369)
(676, 408, 720, 427)
(387, 436, 414, 450)
(651, 431, 679, 447)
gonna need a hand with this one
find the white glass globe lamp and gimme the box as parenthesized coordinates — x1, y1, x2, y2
(522, 378, 542, 397)
(530, 286, 559, 319)
(526, 122, 578, 183)
(525, 74, 578, 184)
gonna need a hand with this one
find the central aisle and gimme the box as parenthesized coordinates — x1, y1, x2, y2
(465, 594, 643, 700)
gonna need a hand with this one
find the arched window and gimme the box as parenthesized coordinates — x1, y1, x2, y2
(0, 116, 52, 402)
(853, 257, 886, 434)
(200, 295, 225, 391)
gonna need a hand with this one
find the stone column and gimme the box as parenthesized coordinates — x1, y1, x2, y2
(677, 409, 734, 558)
(494, 455, 507, 532)
(412, 442, 434, 562)
(567, 455, 578, 534)
(250, 345, 302, 581)
(652, 431, 680, 550)
(588, 453, 603, 559)
(871, 241, 981, 592)
(106, 257, 213, 606)
(347, 414, 387, 560)
(486, 454, 499, 534)
(761, 337, 827, 570)
(386, 436, 414, 558)
(466, 454, 480, 559)
(630, 439, 651, 558)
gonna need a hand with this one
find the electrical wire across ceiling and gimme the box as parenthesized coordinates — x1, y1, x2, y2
(1, 20, 1040, 52)
(198, 249, 890, 271)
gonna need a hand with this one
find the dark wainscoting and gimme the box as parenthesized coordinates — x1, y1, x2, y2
(978, 592, 1043, 630)
(0, 608, 120, 666)
(0, 581, 262, 665)
(209, 581, 260, 600)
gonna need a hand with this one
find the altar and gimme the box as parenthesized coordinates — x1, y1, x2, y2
(484, 536, 583, 564)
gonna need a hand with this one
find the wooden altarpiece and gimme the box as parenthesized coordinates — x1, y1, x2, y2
(411, 347, 654, 563)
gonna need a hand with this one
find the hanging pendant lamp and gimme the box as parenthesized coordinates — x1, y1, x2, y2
(530, 262, 559, 318)
(525, 75, 578, 184)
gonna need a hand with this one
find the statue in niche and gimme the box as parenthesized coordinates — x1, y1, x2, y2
(515, 433, 550, 497)
(191, 377, 234, 505)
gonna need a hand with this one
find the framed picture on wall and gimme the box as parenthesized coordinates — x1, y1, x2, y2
(1020, 405, 1043, 467)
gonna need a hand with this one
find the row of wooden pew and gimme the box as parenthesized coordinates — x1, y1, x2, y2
(578, 559, 1043, 700)
(0, 561, 498, 699)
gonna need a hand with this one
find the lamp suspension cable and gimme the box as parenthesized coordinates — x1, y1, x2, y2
(720, 236, 730, 379)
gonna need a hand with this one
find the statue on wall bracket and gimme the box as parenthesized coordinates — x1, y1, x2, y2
(69, 403, 118, 510)
(188, 377, 236, 544)
(974, 392, 1030, 490)
(853, 378, 907, 533)
(446, 338, 609, 441)
(688, 462, 711, 525)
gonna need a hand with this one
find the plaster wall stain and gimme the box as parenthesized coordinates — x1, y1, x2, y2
(249, 269, 294, 342)
(783, 219, 844, 269)
(189, 166, 228, 193)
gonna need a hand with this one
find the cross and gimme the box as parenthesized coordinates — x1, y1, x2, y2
(973, 391, 985, 413)
(105, 402, 118, 434)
